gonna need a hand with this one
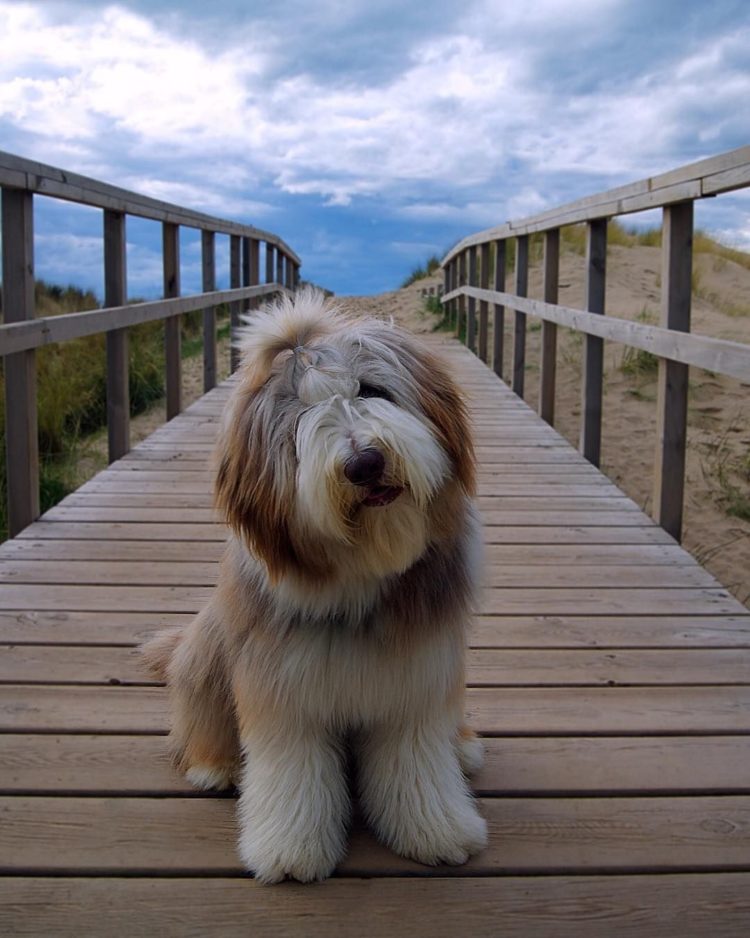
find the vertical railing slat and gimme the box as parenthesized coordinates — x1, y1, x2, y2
(539, 227, 560, 425)
(248, 237, 260, 316)
(266, 242, 275, 286)
(201, 229, 217, 393)
(229, 235, 241, 373)
(654, 201, 693, 541)
(492, 239, 506, 380)
(163, 222, 181, 420)
(276, 249, 284, 288)
(2, 187, 39, 536)
(479, 242, 490, 362)
(580, 219, 607, 464)
(467, 246, 477, 353)
(104, 209, 129, 462)
(512, 235, 529, 397)
(457, 251, 467, 341)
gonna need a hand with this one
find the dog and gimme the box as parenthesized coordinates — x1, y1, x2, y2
(142, 288, 487, 883)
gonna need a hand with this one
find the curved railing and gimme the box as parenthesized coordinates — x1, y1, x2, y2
(441, 145, 750, 542)
(0, 151, 302, 536)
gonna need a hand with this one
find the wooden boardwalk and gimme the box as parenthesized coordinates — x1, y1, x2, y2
(1, 334, 750, 936)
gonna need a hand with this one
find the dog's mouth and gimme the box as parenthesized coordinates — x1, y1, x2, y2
(361, 484, 404, 507)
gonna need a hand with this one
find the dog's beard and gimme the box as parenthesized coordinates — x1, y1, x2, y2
(293, 394, 449, 579)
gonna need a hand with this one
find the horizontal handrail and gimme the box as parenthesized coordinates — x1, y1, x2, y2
(444, 285, 750, 384)
(0, 150, 301, 265)
(443, 144, 750, 263)
(0, 283, 288, 356)
(440, 146, 750, 546)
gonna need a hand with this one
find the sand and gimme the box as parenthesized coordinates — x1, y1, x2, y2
(88, 252, 748, 611)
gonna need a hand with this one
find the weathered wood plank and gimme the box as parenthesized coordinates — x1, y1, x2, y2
(2, 795, 750, 875)
(104, 208, 129, 462)
(2, 644, 747, 687)
(3, 874, 750, 938)
(4, 734, 749, 797)
(3, 684, 750, 734)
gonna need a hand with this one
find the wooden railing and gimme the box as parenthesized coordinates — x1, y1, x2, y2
(441, 145, 750, 542)
(0, 151, 302, 537)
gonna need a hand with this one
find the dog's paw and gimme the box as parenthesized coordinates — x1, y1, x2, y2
(238, 833, 340, 884)
(398, 803, 488, 867)
(456, 730, 484, 777)
(185, 764, 235, 792)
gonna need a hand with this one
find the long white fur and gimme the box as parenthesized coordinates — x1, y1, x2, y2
(148, 289, 487, 884)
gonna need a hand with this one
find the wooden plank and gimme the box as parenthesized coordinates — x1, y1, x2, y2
(0, 584, 212, 612)
(0, 149, 301, 262)
(479, 588, 740, 617)
(441, 145, 750, 262)
(468, 686, 750, 735)
(163, 221, 181, 420)
(2, 795, 750, 875)
(2, 644, 746, 687)
(3, 684, 750, 735)
(470, 615, 750, 649)
(4, 734, 750, 797)
(539, 227, 559, 424)
(3, 874, 750, 938)
(654, 200, 693, 541)
(481, 526, 675, 545)
(1, 186, 39, 536)
(0, 611, 192, 645)
(442, 286, 750, 383)
(0, 283, 286, 357)
(0, 560, 717, 589)
(15, 521, 225, 541)
(0, 539, 224, 562)
(465, 648, 750, 686)
(104, 208, 130, 462)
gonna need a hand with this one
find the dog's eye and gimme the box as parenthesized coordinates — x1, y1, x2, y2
(358, 383, 393, 403)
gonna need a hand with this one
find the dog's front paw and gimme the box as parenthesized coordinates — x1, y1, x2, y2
(238, 830, 341, 884)
(402, 802, 488, 867)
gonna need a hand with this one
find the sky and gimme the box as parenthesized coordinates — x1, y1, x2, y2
(0, 0, 749, 298)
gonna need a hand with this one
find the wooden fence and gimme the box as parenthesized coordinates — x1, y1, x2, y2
(0, 151, 301, 537)
(441, 145, 750, 542)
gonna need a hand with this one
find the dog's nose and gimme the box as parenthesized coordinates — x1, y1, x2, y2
(344, 448, 385, 486)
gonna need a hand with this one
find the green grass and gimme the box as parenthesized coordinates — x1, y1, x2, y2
(0, 282, 186, 541)
(401, 255, 441, 287)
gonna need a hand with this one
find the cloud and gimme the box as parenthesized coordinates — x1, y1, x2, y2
(1, 0, 748, 293)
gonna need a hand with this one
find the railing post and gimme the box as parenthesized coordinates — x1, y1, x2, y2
(2, 187, 39, 536)
(580, 219, 607, 464)
(467, 245, 477, 353)
(539, 227, 560, 425)
(201, 229, 217, 393)
(104, 209, 129, 461)
(654, 201, 693, 541)
(512, 235, 529, 397)
(229, 235, 241, 373)
(247, 237, 260, 315)
(479, 242, 490, 363)
(457, 251, 467, 340)
(266, 242, 275, 286)
(493, 239, 506, 380)
(163, 222, 181, 420)
(276, 248, 284, 289)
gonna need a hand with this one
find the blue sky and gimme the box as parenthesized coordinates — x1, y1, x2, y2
(1, 0, 749, 298)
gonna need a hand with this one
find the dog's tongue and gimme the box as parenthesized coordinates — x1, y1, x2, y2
(362, 485, 403, 507)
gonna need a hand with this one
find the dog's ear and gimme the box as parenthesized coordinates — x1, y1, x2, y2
(412, 349, 476, 497)
(214, 386, 327, 584)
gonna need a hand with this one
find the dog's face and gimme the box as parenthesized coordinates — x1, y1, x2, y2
(216, 290, 474, 589)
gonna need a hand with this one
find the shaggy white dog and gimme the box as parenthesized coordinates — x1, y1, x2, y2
(143, 289, 487, 883)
